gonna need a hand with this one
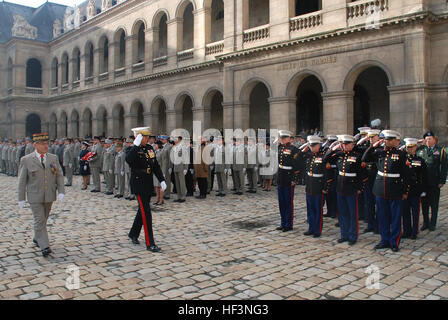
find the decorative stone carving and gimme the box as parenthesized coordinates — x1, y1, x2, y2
(86, 0, 96, 20)
(74, 6, 82, 29)
(63, 7, 74, 32)
(102, 0, 113, 11)
(11, 15, 37, 40)
(53, 19, 62, 38)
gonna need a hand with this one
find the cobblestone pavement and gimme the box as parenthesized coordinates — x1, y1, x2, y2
(1, 174, 448, 300)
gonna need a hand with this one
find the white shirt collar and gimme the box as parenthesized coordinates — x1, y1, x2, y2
(35, 150, 47, 162)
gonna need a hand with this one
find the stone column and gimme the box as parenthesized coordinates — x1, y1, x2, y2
(166, 110, 177, 136)
(79, 53, 86, 89)
(193, 8, 207, 58)
(124, 114, 136, 137)
(144, 28, 154, 70)
(223, 0, 235, 54)
(125, 35, 133, 75)
(268, 97, 296, 132)
(192, 107, 211, 131)
(167, 18, 182, 64)
(148, 112, 159, 134)
(94, 48, 100, 85)
(92, 117, 100, 137)
(57, 121, 65, 138)
(321, 91, 354, 135)
(321, 0, 348, 31)
(222, 102, 234, 131)
(107, 116, 114, 137)
(233, 103, 250, 131)
(269, 0, 290, 42)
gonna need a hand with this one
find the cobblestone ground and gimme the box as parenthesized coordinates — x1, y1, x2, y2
(1, 174, 448, 300)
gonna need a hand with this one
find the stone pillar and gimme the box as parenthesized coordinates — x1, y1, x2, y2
(268, 97, 296, 132)
(222, 102, 234, 131)
(124, 114, 136, 137)
(144, 28, 154, 70)
(194, 8, 207, 58)
(269, 0, 290, 42)
(192, 107, 211, 131)
(79, 53, 86, 89)
(148, 112, 158, 133)
(167, 18, 181, 64)
(57, 121, 65, 138)
(92, 117, 99, 137)
(166, 110, 177, 136)
(67, 120, 74, 138)
(107, 116, 114, 137)
(321, 0, 348, 31)
(223, 0, 235, 53)
(93, 48, 100, 84)
(125, 35, 133, 75)
(233, 103, 249, 131)
(321, 91, 354, 135)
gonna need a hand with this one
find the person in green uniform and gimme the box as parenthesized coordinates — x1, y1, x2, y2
(417, 131, 448, 231)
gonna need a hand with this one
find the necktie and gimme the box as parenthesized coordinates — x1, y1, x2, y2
(40, 154, 45, 169)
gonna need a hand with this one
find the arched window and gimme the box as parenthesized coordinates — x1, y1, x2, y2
(245, 0, 270, 29)
(85, 42, 94, 78)
(99, 36, 109, 73)
(26, 58, 42, 88)
(206, 0, 224, 43)
(114, 29, 126, 69)
(61, 53, 69, 84)
(7, 58, 13, 89)
(154, 13, 168, 58)
(136, 23, 145, 63)
(73, 48, 81, 81)
(182, 3, 194, 50)
(51, 58, 59, 87)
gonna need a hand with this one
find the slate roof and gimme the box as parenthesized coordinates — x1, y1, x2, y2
(0, 1, 68, 43)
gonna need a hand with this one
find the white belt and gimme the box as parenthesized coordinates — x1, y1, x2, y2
(279, 165, 292, 170)
(330, 165, 337, 169)
(339, 171, 357, 177)
(308, 173, 323, 177)
(378, 172, 400, 178)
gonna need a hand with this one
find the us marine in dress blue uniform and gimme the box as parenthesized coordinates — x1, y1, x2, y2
(276, 130, 302, 232)
(322, 135, 338, 219)
(300, 136, 332, 238)
(126, 127, 166, 252)
(402, 138, 427, 240)
(324, 135, 368, 246)
(362, 130, 411, 252)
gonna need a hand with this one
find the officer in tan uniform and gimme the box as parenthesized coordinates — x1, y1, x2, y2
(18, 133, 65, 257)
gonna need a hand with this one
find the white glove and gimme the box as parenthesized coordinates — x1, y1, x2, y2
(168, 168, 172, 175)
(243, 168, 246, 174)
(58, 194, 64, 202)
(18, 201, 25, 209)
(183, 169, 187, 175)
(190, 169, 194, 175)
(224, 169, 228, 175)
(133, 134, 143, 147)
(109, 169, 113, 174)
(420, 192, 426, 197)
(84, 165, 87, 171)
(160, 181, 167, 192)
(121, 171, 125, 176)
(69, 163, 72, 168)
(211, 165, 215, 171)
(254, 166, 258, 171)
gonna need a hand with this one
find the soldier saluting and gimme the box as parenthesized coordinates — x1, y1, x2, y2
(276, 130, 302, 232)
(362, 130, 410, 252)
(126, 127, 167, 252)
(18, 133, 65, 257)
(417, 131, 448, 231)
(300, 136, 332, 238)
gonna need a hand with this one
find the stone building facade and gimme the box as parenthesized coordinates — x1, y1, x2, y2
(1, 0, 447, 143)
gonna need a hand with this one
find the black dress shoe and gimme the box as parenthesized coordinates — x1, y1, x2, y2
(236, 192, 243, 195)
(33, 239, 39, 247)
(411, 235, 417, 240)
(323, 214, 332, 218)
(275, 226, 284, 231)
(91, 190, 100, 193)
(282, 228, 292, 232)
(335, 222, 340, 227)
(178, 199, 185, 203)
(147, 245, 161, 252)
(173, 199, 181, 203)
(163, 196, 170, 200)
(313, 234, 321, 238)
(129, 196, 135, 201)
(364, 228, 374, 233)
(348, 240, 357, 246)
(303, 231, 313, 236)
(421, 224, 429, 231)
(41, 248, 52, 257)
(374, 242, 390, 250)
(391, 246, 400, 252)
(402, 234, 411, 239)
(337, 238, 348, 243)
(129, 236, 140, 245)
(429, 226, 435, 231)
(105, 192, 113, 195)
(116, 195, 123, 198)
(64, 184, 72, 187)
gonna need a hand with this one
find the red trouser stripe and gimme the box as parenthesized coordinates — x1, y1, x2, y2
(137, 195, 151, 247)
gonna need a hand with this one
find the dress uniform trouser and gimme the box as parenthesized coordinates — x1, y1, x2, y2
(105, 171, 115, 193)
(207, 167, 215, 192)
(421, 186, 440, 228)
(30, 202, 52, 250)
(337, 194, 359, 242)
(246, 168, 258, 191)
(65, 165, 73, 185)
(163, 169, 171, 197)
(364, 183, 378, 231)
(233, 170, 245, 193)
(91, 167, 101, 191)
(185, 171, 195, 195)
(0, 159, 4, 173)
(116, 173, 125, 196)
(216, 172, 227, 194)
(125, 173, 134, 198)
(306, 194, 324, 235)
(402, 196, 420, 237)
(325, 180, 337, 217)
(129, 194, 155, 247)
(174, 172, 186, 200)
(376, 197, 402, 247)
(278, 186, 295, 229)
